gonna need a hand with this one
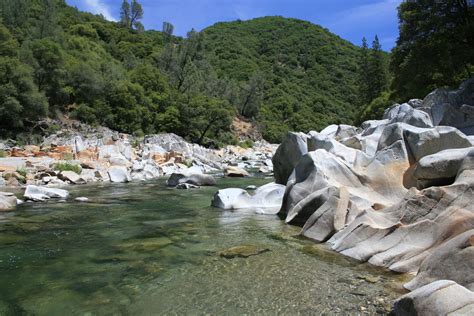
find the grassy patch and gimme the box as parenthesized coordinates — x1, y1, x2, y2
(54, 162, 82, 174)
(0, 150, 7, 158)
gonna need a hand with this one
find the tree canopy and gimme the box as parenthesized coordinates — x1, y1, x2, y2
(391, 0, 474, 100)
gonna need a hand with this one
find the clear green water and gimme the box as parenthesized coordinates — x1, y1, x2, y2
(0, 177, 406, 315)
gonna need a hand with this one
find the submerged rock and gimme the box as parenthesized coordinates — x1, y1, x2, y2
(175, 183, 200, 189)
(166, 173, 216, 187)
(218, 245, 270, 259)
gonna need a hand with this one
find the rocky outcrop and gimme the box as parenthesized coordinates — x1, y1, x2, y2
(1, 123, 276, 188)
(266, 80, 474, 314)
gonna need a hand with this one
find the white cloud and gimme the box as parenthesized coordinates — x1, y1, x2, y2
(326, 0, 401, 30)
(83, 0, 117, 21)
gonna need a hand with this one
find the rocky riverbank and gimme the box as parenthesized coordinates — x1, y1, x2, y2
(0, 122, 276, 210)
(213, 78, 474, 314)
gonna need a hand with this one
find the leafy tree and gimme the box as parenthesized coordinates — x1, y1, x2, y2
(36, 0, 60, 39)
(391, 0, 474, 100)
(24, 39, 66, 106)
(238, 72, 265, 118)
(0, 24, 47, 136)
(120, 0, 144, 31)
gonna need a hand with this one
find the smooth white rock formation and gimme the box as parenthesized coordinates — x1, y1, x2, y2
(212, 183, 285, 213)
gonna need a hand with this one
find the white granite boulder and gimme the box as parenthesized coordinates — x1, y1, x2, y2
(212, 183, 285, 214)
(24, 185, 69, 201)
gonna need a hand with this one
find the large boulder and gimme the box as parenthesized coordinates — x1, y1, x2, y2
(224, 166, 249, 177)
(391, 280, 474, 315)
(403, 124, 472, 161)
(166, 173, 216, 187)
(272, 132, 308, 185)
(212, 182, 285, 214)
(107, 166, 130, 183)
(422, 77, 474, 135)
(383, 103, 433, 128)
(24, 185, 69, 201)
(58, 171, 85, 184)
(414, 147, 473, 188)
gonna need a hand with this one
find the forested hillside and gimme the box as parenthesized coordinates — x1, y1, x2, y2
(0, 0, 471, 145)
(0, 0, 370, 145)
(202, 17, 363, 141)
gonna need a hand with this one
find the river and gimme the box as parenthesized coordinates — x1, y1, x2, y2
(0, 177, 407, 315)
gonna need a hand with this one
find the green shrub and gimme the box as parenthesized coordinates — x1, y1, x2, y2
(0, 150, 7, 158)
(54, 162, 82, 174)
(16, 167, 27, 178)
(239, 139, 254, 149)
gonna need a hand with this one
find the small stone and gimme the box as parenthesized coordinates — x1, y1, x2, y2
(246, 185, 257, 190)
(75, 197, 89, 202)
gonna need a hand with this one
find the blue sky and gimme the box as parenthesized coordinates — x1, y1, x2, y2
(66, 0, 402, 50)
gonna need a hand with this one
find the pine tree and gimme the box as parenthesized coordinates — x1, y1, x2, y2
(357, 37, 371, 107)
(368, 35, 388, 102)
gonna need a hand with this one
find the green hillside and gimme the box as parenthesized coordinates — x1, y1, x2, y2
(202, 17, 362, 141)
(0, 1, 365, 145)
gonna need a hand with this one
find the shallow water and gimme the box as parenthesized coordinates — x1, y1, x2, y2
(0, 177, 407, 315)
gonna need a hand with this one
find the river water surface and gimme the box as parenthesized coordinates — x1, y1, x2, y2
(0, 177, 407, 315)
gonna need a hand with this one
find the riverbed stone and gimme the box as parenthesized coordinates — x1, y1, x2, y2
(218, 245, 270, 259)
